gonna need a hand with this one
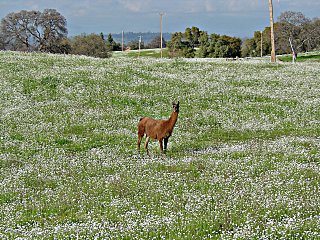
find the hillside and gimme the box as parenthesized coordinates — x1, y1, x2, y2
(111, 31, 172, 44)
(0, 51, 319, 238)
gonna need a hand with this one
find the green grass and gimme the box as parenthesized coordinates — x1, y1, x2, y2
(114, 48, 170, 58)
(0, 51, 319, 239)
(278, 52, 320, 62)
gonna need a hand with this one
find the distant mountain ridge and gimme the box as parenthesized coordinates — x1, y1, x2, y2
(111, 32, 171, 44)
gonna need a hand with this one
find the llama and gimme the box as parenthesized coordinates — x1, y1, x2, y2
(137, 101, 180, 155)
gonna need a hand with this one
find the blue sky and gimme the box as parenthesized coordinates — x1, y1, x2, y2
(0, 0, 319, 37)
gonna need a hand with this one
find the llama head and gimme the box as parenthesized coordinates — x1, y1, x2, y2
(172, 101, 180, 113)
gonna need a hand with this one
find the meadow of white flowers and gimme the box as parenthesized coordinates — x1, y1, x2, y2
(0, 51, 319, 239)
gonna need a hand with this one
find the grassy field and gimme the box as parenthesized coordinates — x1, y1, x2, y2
(0, 51, 319, 239)
(278, 52, 320, 62)
(116, 49, 320, 62)
(113, 48, 170, 58)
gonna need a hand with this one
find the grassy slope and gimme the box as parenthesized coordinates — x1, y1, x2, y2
(278, 52, 320, 62)
(113, 48, 170, 58)
(0, 51, 319, 239)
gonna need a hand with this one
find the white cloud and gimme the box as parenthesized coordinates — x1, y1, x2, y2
(204, 0, 216, 12)
(2, 0, 315, 17)
(117, 0, 151, 12)
(112, 0, 267, 14)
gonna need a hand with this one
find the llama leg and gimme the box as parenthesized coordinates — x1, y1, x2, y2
(159, 139, 163, 154)
(137, 134, 142, 153)
(164, 138, 169, 153)
(144, 136, 150, 155)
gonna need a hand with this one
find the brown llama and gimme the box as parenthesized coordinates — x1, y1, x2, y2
(137, 101, 180, 155)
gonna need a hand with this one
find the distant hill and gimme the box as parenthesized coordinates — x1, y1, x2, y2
(110, 32, 172, 44)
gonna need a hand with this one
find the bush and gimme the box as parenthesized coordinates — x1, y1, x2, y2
(70, 33, 111, 58)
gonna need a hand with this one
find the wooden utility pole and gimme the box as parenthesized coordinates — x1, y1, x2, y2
(122, 31, 124, 51)
(269, 0, 276, 62)
(159, 12, 164, 58)
(261, 31, 263, 57)
(138, 36, 142, 57)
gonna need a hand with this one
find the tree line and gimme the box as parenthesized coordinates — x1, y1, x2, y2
(242, 11, 320, 57)
(0, 9, 166, 58)
(168, 26, 241, 58)
(168, 11, 320, 58)
(1, 9, 319, 58)
(0, 9, 115, 58)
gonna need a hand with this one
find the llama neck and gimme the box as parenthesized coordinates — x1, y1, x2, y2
(168, 112, 178, 129)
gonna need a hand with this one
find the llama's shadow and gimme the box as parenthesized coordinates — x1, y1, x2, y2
(135, 145, 221, 160)
(136, 152, 169, 161)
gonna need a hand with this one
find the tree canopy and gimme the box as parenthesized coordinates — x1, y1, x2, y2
(168, 27, 242, 58)
(70, 33, 111, 58)
(242, 11, 320, 57)
(0, 9, 68, 53)
(105, 33, 121, 51)
(147, 35, 166, 49)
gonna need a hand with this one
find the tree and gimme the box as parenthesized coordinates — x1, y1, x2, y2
(106, 33, 113, 44)
(38, 9, 68, 52)
(127, 39, 144, 50)
(241, 30, 271, 58)
(277, 11, 311, 54)
(55, 38, 72, 54)
(167, 32, 182, 57)
(168, 27, 205, 58)
(105, 33, 121, 51)
(278, 11, 310, 27)
(305, 18, 320, 50)
(184, 26, 200, 48)
(1, 10, 34, 51)
(70, 33, 111, 58)
(242, 11, 320, 58)
(241, 23, 281, 58)
(227, 36, 242, 58)
(207, 33, 220, 56)
(167, 31, 195, 58)
(100, 32, 105, 42)
(147, 36, 166, 49)
(241, 38, 256, 57)
(0, 9, 68, 52)
(168, 27, 241, 58)
(197, 31, 209, 57)
(0, 32, 5, 50)
(206, 34, 241, 58)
